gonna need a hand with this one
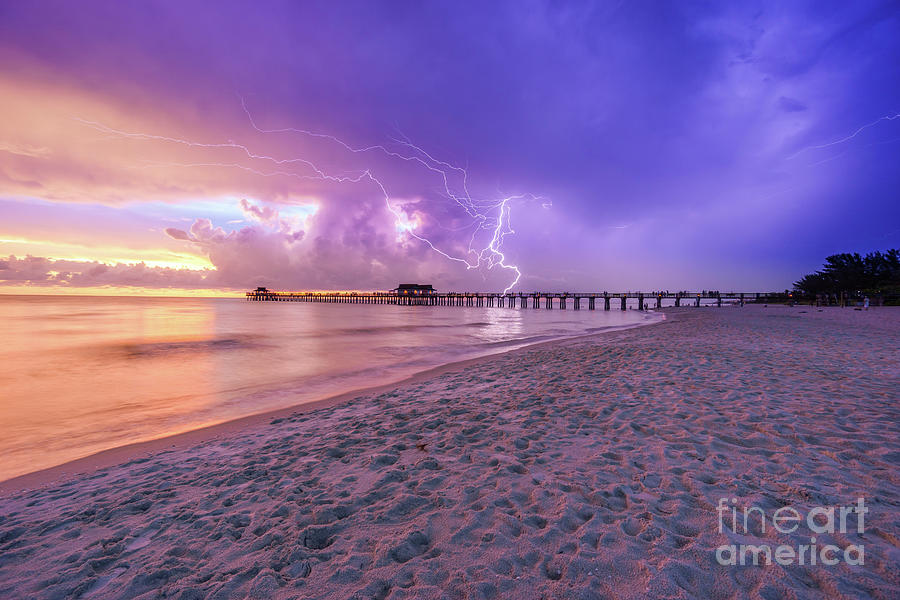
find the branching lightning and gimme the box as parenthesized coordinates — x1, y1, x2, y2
(789, 111, 900, 160)
(77, 103, 546, 293)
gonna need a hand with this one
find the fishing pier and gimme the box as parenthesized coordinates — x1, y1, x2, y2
(245, 287, 781, 310)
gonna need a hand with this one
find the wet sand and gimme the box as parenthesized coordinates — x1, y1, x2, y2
(0, 306, 897, 599)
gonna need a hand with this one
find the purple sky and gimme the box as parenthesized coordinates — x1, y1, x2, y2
(1, 0, 899, 293)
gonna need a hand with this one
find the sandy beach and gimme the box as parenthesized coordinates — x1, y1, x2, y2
(1, 305, 898, 599)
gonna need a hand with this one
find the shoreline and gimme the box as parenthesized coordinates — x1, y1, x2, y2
(0, 311, 664, 494)
(1, 305, 896, 599)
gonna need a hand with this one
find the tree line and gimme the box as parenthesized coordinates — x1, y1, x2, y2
(794, 249, 900, 300)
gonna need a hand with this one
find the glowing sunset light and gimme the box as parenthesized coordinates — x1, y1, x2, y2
(0, 237, 214, 271)
(0, 284, 234, 298)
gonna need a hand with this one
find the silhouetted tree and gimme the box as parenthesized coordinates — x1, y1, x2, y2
(794, 249, 900, 299)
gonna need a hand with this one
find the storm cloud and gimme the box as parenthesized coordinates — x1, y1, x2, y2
(1, 1, 898, 292)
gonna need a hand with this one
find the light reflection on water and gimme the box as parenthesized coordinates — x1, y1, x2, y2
(0, 295, 657, 480)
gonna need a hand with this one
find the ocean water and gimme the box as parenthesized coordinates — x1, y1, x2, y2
(0, 295, 659, 481)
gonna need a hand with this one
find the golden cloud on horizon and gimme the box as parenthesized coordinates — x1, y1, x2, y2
(0, 237, 214, 271)
(0, 284, 238, 298)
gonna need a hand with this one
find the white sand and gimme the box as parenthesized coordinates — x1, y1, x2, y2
(0, 305, 898, 599)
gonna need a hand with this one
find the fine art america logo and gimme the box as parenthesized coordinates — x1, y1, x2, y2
(715, 497, 867, 566)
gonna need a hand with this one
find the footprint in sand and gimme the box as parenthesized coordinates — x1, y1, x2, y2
(125, 530, 155, 551)
(83, 567, 128, 597)
(622, 517, 646, 536)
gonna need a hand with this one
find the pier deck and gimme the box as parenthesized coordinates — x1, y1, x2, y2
(245, 290, 790, 309)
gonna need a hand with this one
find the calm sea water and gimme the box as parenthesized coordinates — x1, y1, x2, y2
(0, 295, 658, 481)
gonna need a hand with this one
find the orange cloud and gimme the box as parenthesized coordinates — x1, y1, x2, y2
(0, 68, 328, 207)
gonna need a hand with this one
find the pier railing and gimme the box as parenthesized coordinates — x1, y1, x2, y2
(244, 290, 792, 310)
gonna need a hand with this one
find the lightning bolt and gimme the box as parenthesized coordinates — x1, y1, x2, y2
(486, 197, 521, 289)
(789, 111, 900, 159)
(77, 102, 544, 293)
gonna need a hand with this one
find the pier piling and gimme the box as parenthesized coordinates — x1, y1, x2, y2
(246, 288, 781, 311)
